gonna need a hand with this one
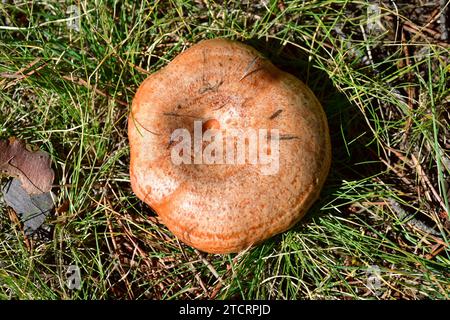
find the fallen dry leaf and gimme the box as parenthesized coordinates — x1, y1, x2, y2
(0, 138, 54, 194)
(2, 178, 54, 235)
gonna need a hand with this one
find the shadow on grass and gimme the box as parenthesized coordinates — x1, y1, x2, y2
(242, 37, 384, 245)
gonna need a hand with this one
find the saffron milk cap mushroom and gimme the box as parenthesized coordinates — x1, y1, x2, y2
(129, 39, 331, 254)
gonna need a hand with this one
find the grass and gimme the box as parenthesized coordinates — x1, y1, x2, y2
(0, 0, 449, 299)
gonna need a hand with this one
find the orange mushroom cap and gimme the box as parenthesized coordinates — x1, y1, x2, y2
(129, 39, 331, 254)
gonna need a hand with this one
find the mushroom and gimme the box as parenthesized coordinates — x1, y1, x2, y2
(129, 39, 331, 254)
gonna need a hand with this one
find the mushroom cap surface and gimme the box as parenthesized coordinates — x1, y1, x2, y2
(129, 39, 331, 254)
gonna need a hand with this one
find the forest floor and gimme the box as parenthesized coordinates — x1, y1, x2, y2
(0, 0, 449, 299)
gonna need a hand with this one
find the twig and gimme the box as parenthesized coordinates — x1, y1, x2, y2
(162, 112, 200, 119)
(239, 56, 262, 81)
(377, 156, 412, 187)
(62, 75, 128, 107)
(385, 15, 449, 47)
(387, 147, 448, 216)
(105, 207, 134, 299)
(194, 249, 224, 285)
(425, 242, 448, 260)
(410, 154, 448, 215)
(0, 8, 95, 31)
(401, 30, 416, 145)
(0, 59, 48, 89)
(269, 109, 283, 120)
(94, 199, 153, 270)
(278, 134, 300, 140)
(130, 115, 161, 136)
(187, 262, 209, 298)
(7, 208, 31, 251)
(404, 21, 441, 39)
(113, 53, 152, 75)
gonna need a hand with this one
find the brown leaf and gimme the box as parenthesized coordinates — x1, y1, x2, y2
(0, 138, 54, 194)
